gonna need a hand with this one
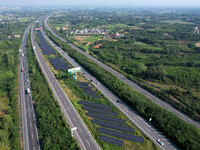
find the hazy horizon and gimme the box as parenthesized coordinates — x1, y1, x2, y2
(0, 0, 200, 7)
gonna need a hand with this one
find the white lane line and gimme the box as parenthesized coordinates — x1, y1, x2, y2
(73, 117, 76, 121)
(85, 139, 90, 146)
(144, 127, 151, 132)
(134, 117, 138, 121)
(32, 133, 34, 140)
(124, 108, 128, 112)
(29, 112, 31, 118)
(156, 101, 161, 105)
(79, 128, 83, 133)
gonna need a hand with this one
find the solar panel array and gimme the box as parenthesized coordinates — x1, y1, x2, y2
(92, 119, 134, 133)
(100, 135, 123, 146)
(76, 81, 89, 86)
(78, 100, 112, 110)
(48, 57, 71, 71)
(76, 82, 101, 99)
(87, 112, 125, 124)
(99, 127, 144, 143)
(37, 31, 57, 55)
(82, 106, 118, 116)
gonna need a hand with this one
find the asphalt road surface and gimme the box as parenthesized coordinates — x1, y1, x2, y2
(31, 21, 100, 150)
(44, 16, 200, 130)
(41, 18, 179, 150)
(20, 22, 40, 150)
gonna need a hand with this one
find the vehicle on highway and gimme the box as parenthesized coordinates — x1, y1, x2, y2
(96, 81, 99, 84)
(157, 139, 164, 146)
(90, 79, 93, 82)
(116, 100, 120, 103)
(21, 67, 24, 72)
(26, 88, 31, 95)
(26, 79, 29, 83)
(21, 53, 24, 57)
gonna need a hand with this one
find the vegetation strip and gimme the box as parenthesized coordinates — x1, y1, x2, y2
(44, 24, 200, 150)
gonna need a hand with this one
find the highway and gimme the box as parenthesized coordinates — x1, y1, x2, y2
(44, 16, 200, 129)
(41, 18, 179, 150)
(20, 22, 40, 150)
(31, 21, 100, 150)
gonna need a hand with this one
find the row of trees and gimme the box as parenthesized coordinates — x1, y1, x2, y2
(0, 16, 34, 149)
(26, 32, 80, 150)
(46, 29, 200, 150)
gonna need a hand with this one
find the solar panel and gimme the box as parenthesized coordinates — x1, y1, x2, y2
(86, 112, 125, 124)
(48, 57, 71, 71)
(79, 86, 93, 90)
(78, 100, 112, 110)
(76, 81, 89, 86)
(82, 106, 118, 116)
(100, 135, 123, 146)
(92, 119, 134, 133)
(83, 89, 97, 94)
(99, 127, 143, 143)
(37, 31, 57, 55)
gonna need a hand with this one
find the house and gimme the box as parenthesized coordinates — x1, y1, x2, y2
(194, 26, 200, 34)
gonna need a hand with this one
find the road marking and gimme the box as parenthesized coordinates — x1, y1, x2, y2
(144, 127, 151, 132)
(134, 117, 138, 121)
(73, 117, 76, 121)
(79, 128, 83, 133)
(85, 139, 90, 146)
(156, 101, 161, 105)
(32, 133, 34, 139)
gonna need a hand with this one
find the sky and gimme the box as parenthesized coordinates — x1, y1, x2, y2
(0, 0, 200, 7)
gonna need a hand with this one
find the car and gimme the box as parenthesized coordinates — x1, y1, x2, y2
(96, 82, 99, 84)
(90, 79, 93, 82)
(116, 100, 120, 103)
(157, 139, 164, 146)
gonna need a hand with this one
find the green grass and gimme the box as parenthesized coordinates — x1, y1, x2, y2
(161, 20, 194, 24)
(85, 35, 103, 42)
(104, 24, 129, 29)
(165, 66, 200, 80)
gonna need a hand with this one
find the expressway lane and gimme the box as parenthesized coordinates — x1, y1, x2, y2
(20, 22, 40, 150)
(44, 16, 200, 129)
(40, 19, 179, 150)
(31, 21, 100, 150)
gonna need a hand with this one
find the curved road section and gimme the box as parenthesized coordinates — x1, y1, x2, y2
(20, 22, 40, 150)
(44, 16, 200, 129)
(41, 19, 178, 150)
(31, 21, 100, 150)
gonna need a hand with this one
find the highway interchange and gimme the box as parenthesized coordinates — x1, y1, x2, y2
(20, 21, 40, 150)
(41, 17, 179, 150)
(31, 20, 100, 150)
(44, 16, 200, 130)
